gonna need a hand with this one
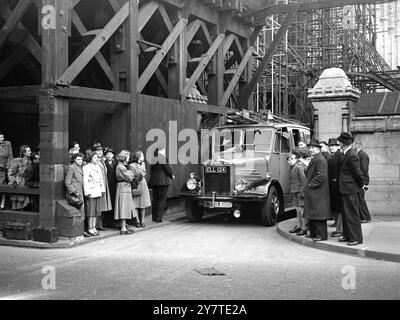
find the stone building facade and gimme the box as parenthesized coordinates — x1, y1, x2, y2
(309, 68, 400, 217)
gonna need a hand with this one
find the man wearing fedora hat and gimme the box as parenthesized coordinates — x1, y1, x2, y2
(328, 138, 344, 237)
(337, 132, 364, 246)
(303, 139, 331, 241)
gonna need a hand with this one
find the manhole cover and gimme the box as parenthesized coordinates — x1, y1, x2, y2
(195, 267, 226, 276)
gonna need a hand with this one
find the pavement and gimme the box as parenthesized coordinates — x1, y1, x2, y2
(278, 216, 400, 263)
(0, 212, 187, 249)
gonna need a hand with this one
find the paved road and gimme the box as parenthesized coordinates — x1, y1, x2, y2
(0, 214, 399, 300)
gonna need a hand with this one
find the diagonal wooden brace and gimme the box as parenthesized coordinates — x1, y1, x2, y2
(0, 0, 33, 52)
(137, 18, 187, 93)
(56, 1, 129, 85)
(182, 33, 225, 98)
(71, 10, 115, 86)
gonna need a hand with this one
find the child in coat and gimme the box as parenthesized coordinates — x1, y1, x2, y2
(288, 148, 307, 235)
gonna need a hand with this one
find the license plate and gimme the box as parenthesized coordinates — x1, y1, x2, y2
(205, 166, 227, 174)
(204, 201, 233, 208)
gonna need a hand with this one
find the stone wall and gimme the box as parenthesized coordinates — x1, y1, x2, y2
(351, 116, 400, 216)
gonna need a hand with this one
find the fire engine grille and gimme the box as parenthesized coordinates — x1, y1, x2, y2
(203, 166, 231, 195)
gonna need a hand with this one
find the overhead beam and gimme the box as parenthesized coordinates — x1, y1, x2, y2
(186, 19, 202, 45)
(348, 72, 398, 91)
(244, 0, 393, 21)
(182, 33, 225, 98)
(57, 2, 129, 85)
(0, 0, 33, 52)
(137, 18, 187, 93)
(239, 5, 300, 107)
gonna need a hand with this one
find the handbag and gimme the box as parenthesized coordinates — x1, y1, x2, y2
(67, 192, 83, 209)
(131, 182, 142, 197)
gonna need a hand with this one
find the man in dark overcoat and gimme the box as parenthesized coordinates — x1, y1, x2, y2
(337, 133, 364, 246)
(328, 138, 343, 237)
(353, 140, 372, 223)
(149, 147, 175, 223)
(304, 139, 331, 241)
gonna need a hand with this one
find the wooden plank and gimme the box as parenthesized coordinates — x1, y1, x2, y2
(130, 0, 139, 150)
(0, 185, 40, 196)
(0, 0, 33, 52)
(199, 21, 212, 45)
(53, 86, 131, 103)
(0, 85, 42, 100)
(182, 33, 225, 98)
(71, 10, 115, 86)
(222, 33, 235, 56)
(138, 1, 159, 31)
(138, 40, 169, 96)
(40, 0, 70, 228)
(233, 35, 243, 58)
(239, 5, 300, 106)
(168, 10, 186, 99)
(137, 18, 187, 93)
(219, 47, 252, 106)
(186, 19, 202, 45)
(157, 3, 173, 31)
(56, 2, 129, 85)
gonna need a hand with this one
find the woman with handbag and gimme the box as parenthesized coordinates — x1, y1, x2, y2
(0, 132, 13, 210)
(65, 153, 90, 237)
(83, 151, 105, 237)
(114, 150, 137, 235)
(129, 151, 151, 228)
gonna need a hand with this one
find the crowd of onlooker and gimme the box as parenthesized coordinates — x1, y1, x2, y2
(288, 132, 371, 246)
(0, 132, 175, 237)
(0, 132, 40, 212)
(66, 142, 175, 237)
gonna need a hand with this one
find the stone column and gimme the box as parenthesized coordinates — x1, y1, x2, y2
(308, 68, 360, 142)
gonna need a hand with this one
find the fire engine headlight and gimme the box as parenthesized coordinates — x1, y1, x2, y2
(235, 178, 247, 192)
(186, 178, 198, 190)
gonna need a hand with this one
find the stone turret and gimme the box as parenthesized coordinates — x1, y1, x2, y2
(308, 68, 360, 142)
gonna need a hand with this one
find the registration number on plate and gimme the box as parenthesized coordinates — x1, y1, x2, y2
(204, 201, 233, 208)
(205, 166, 227, 174)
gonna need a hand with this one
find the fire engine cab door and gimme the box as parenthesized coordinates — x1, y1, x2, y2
(273, 128, 291, 195)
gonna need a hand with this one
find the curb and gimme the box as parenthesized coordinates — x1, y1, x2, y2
(0, 213, 187, 250)
(277, 220, 400, 263)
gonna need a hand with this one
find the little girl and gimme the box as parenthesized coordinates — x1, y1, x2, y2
(288, 149, 307, 235)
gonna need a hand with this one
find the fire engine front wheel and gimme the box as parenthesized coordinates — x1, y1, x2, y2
(185, 200, 203, 222)
(261, 185, 281, 226)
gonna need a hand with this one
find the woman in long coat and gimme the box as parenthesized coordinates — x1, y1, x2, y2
(114, 150, 137, 235)
(83, 152, 105, 236)
(8, 145, 32, 210)
(91, 144, 112, 230)
(0, 132, 13, 210)
(129, 151, 151, 228)
(304, 139, 331, 241)
(65, 152, 90, 237)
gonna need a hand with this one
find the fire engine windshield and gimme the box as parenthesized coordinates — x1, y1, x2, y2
(212, 128, 273, 154)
